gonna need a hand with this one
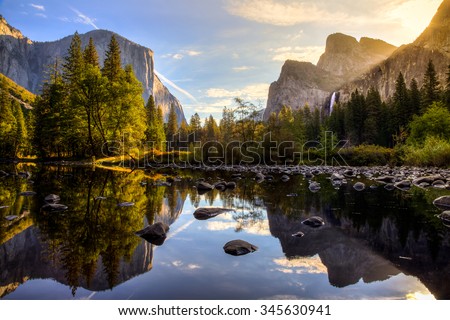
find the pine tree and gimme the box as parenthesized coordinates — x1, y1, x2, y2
(166, 104, 178, 149)
(189, 113, 202, 143)
(145, 95, 165, 150)
(421, 59, 441, 110)
(63, 32, 84, 85)
(11, 100, 28, 157)
(409, 78, 421, 116)
(102, 35, 122, 82)
(445, 64, 450, 110)
(392, 72, 409, 132)
(364, 87, 382, 144)
(84, 37, 99, 68)
(344, 90, 366, 145)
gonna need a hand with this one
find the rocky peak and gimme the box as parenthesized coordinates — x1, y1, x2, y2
(414, 0, 450, 55)
(317, 33, 396, 81)
(0, 15, 31, 43)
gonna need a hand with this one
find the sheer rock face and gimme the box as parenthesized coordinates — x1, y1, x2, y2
(339, 0, 450, 102)
(263, 61, 341, 120)
(265, 0, 450, 117)
(0, 18, 185, 123)
(317, 33, 396, 80)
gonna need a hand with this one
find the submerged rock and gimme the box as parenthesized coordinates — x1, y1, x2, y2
(44, 194, 60, 203)
(193, 207, 234, 220)
(292, 231, 305, 238)
(255, 172, 265, 182)
(223, 239, 258, 256)
(41, 203, 68, 212)
(437, 212, 450, 227)
(281, 175, 290, 182)
(353, 182, 365, 191)
(226, 181, 237, 189)
(302, 216, 325, 228)
(135, 222, 170, 245)
(308, 182, 321, 192)
(19, 191, 36, 196)
(413, 175, 442, 186)
(433, 196, 450, 210)
(394, 180, 411, 190)
(117, 202, 135, 207)
(196, 181, 214, 192)
(384, 184, 395, 191)
(4, 215, 18, 221)
(375, 176, 396, 184)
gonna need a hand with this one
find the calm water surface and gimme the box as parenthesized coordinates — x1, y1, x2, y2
(0, 164, 449, 299)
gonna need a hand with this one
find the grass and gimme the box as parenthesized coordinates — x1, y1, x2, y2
(402, 136, 450, 167)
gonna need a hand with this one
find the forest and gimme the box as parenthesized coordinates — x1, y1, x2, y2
(1, 33, 450, 167)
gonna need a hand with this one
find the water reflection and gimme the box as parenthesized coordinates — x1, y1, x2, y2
(0, 165, 449, 299)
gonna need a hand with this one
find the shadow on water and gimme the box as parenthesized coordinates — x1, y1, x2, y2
(0, 165, 449, 299)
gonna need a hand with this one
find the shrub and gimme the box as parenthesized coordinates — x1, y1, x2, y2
(403, 136, 450, 167)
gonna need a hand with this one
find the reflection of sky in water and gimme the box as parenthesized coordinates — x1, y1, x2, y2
(2, 187, 436, 300)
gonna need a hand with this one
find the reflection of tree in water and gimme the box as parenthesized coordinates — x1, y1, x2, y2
(33, 166, 147, 294)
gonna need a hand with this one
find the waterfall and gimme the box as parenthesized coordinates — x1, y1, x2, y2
(329, 92, 336, 115)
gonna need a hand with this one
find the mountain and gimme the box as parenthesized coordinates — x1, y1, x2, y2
(263, 61, 341, 120)
(264, 34, 396, 119)
(265, 0, 450, 118)
(0, 16, 185, 123)
(340, 0, 450, 101)
(317, 33, 397, 80)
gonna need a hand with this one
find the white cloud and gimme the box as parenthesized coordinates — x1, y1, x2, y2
(206, 83, 269, 100)
(70, 7, 99, 30)
(225, 0, 344, 26)
(232, 66, 254, 72)
(30, 4, 45, 11)
(163, 50, 203, 60)
(35, 13, 47, 18)
(270, 46, 325, 64)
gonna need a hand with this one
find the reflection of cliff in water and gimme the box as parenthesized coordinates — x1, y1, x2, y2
(0, 226, 153, 297)
(267, 204, 450, 299)
(0, 167, 188, 298)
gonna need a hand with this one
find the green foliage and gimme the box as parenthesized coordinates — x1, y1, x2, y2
(340, 144, 395, 166)
(145, 95, 166, 151)
(0, 73, 35, 104)
(408, 102, 450, 145)
(403, 136, 450, 167)
(421, 59, 441, 111)
(0, 76, 31, 158)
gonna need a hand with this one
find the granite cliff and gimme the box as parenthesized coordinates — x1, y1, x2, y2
(265, 0, 450, 118)
(0, 16, 185, 123)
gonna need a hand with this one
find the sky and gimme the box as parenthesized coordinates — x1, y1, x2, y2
(0, 0, 443, 120)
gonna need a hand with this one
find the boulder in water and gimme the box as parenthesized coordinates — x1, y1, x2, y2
(223, 239, 258, 256)
(281, 175, 290, 182)
(433, 196, 450, 210)
(353, 182, 365, 191)
(292, 231, 305, 238)
(19, 191, 36, 196)
(44, 194, 60, 203)
(41, 203, 68, 212)
(117, 202, 135, 207)
(394, 180, 411, 190)
(196, 181, 214, 193)
(302, 216, 325, 228)
(135, 222, 170, 245)
(226, 181, 237, 189)
(193, 207, 234, 220)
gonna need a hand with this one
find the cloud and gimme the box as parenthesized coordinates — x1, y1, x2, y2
(270, 46, 325, 64)
(70, 7, 99, 30)
(30, 4, 45, 11)
(162, 50, 203, 60)
(232, 66, 254, 72)
(206, 83, 269, 100)
(154, 69, 199, 104)
(225, 0, 343, 26)
(35, 13, 47, 18)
